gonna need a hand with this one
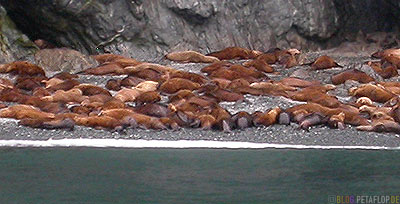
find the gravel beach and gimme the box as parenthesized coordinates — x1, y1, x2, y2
(1, 48, 399, 148)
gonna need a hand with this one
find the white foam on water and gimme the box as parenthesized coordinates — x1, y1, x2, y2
(0, 139, 398, 150)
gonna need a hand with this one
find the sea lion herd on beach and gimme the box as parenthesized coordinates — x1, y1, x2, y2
(1, 46, 400, 134)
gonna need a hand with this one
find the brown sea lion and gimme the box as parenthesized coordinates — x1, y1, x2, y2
(168, 89, 196, 103)
(91, 54, 125, 64)
(201, 61, 232, 74)
(79, 63, 126, 75)
(327, 112, 346, 129)
(357, 119, 400, 134)
(42, 78, 64, 89)
(114, 88, 141, 102)
(42, 88, 87, 103)
(74, 115, 122, 130)
(0, 104, 55, 120)
(278, 77, 320, 88)
(46, 79, 80, 92)
(2, 61, 46, 76)
(252, 107, 281, 127)
(160, 78, 200, 94)
(34, 39, 56, 49)
(207, 47, 262, 60)
(135, 91, 161, 105)
(169, 70, 208, 85)
(105, 79, 121, 91)
(349, 84, 395, 103)
(52, 72, 79, 80)
(242, 58, 274, 73)
(19, 118, 74, 130)
(74, 84, 111, 96)
(166, 51, 220, 63)
(307, 55, 343, 70)
(120, 76, 145, 88)
(331, 69, 375, 85)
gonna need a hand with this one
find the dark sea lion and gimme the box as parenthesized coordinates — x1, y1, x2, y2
(231, 111, 253, 129)
(298, 112, 327, 130)
(105, 79, 121, 91)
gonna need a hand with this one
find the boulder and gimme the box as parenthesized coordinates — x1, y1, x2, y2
(34, 48, 98, 74)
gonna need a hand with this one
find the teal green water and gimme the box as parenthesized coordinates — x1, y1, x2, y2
(0, 148, 399, 204)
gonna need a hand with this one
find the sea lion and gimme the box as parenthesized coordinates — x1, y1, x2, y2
(32, 87, 51, 97)
(278, 77, 320, 88)
(74, 115, 122, 130)
(168, 89, 196, 103)
(349, 84, 395, 103)
(0, 104, 55, 120)
(166, 51, 220, 63)
(135, 91, 161, 105)
(356, 119, 400, 134)
(135, 103, 169, 118)
(197, 114, 216, 130)
(252, 107, 281, 127)
(41, 88, 87, 103)
(327, 112, 346, 129)
(46, 79, 80, 92)
(34, 39, 56, 49)
(201, 61, 232, 74)
(105, 79, 121, 91)
(307, 55, 343, 70)
(207, 47, 262, 60)
(231, 111, 253, 129)
(120, 76, 145, 88)
(74, 84, 111, 96)
(42, 78, 64, 89)
(100, 108, 166, 130)
(331, 69, 375, 85)
(79, 63, 126, 75)
(91, 54, 125, 64)
(2, 61, 46, 76)
(159, 78, 200, 94)
(112, 57, 142, 67)
(169, 70, 208, 85)
(114, 88, 141, 102)
(242, 58, 274, 73)
(51, 72, 79, 80)
(298, 112, 327, 130)
(15, 77, 43, 91)
(367, 61, 398, 79)
(286, 103, 369, 126)
(19, 118, 74, 130)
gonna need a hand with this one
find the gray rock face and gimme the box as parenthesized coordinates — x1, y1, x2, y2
(34, 48, 98, 74)
(0, 5, 37, 63)
(0, 0, 398, 61)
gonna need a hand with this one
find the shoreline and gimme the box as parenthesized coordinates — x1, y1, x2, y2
(0, 138, 398, 150)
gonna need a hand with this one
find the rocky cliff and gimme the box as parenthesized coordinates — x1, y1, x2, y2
(0, 0, 399, 61)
